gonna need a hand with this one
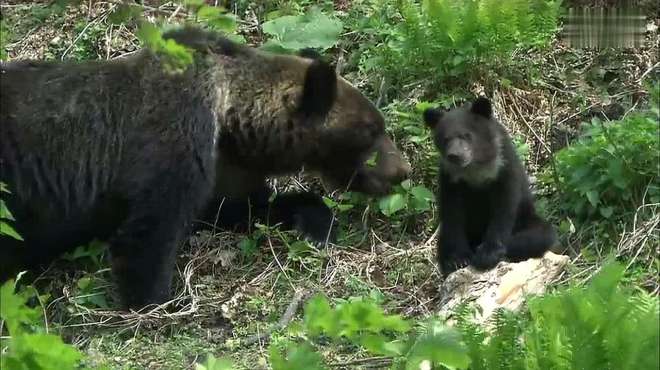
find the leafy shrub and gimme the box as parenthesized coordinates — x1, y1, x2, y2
(264, 262, 658, 370)
(0, 279, 89, 370)
(553, 106, 660, 220)
(270, 295, 470, 369)
(358, 0, 562, 91)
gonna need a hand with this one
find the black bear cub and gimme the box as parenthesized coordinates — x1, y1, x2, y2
(423, 97, 557, 276)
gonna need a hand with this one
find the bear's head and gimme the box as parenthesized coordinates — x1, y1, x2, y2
(423, 97, 504, 184)
(170, 28, 411, 196)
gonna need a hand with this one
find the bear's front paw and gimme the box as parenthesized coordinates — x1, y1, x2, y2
(471, 241, 506, 270)
(292, 206, 336, 243)
(439, 249, 473, 277)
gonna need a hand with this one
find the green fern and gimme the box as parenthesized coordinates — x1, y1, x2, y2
(454, 262, 660, 370)
(362, 0, 562, 92)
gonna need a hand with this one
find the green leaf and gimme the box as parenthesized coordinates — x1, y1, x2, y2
(184, 0, 205, 8)
(260, 40, 291, 54)
(608, 160, 628, 189)
(288, 240, 313, 261)
(378, 193, 407, 216)
(269, 343, 326, 370)
(136, 23, 162, 49)
(337, 204, 354, 212)
(410, 186, 434, 202)
(163, 38, 194, 64)
(261, 9, 343, 52)
(197, 6, 237, 33)
(1, 199, 15, 220)
(365, 151, 379, 167)
(405, 322, 470, 370)
(599, 206, 614, 218)
(585, 190, 600, 207)
(195, 355, 234, 370)
(322, 197, 337, 208)
(1, 221, 23, 241)
(303, 295, 336, 336)
(0, 280, 41, 336)
(6, 333, 83, 370)
(238, 238, 258, 257)
(415, 101, 436, 113)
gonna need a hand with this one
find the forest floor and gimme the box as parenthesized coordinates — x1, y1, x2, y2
(1, 1, 658, 369)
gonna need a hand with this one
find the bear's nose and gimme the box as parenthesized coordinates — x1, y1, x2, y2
(447, 153, 462, 164)
(400, 160, 412, 179)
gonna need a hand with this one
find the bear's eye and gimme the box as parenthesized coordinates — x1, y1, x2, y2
(437, 135, 449, 146)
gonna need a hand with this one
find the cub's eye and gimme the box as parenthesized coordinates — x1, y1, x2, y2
(460, 132, 473, 141)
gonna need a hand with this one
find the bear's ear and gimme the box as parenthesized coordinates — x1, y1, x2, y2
(299, 59, 337, 118)
(471, 97, 493, 118)
(423, 108, 443, 128)
(298, 48, 323, 61)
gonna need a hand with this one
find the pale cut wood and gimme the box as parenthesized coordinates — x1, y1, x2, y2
(438, 251, 570, 324)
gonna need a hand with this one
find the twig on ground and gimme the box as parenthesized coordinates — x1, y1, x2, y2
(239, 288, 310, 347)
(328, 356, 393, 368)
(61, 5, 115, 59)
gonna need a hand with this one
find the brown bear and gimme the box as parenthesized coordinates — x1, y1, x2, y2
(0, 27, 410, 309)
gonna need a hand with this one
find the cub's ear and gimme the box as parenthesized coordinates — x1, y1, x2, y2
(300, 59, 337, 118)
(423, 108, 443, 128)
(471, 96, 493, 118)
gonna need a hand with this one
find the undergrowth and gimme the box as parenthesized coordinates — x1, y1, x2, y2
(552, 83, 660, 221)
(204, 262, 660, 369)
(356, 0, 562, 94)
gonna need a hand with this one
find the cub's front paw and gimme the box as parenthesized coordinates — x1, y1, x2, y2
(439, 250, 473, 277)
(471, 241, 506, 270)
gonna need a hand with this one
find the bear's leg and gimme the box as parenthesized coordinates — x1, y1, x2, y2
(0, 237, 26, 282)
(108, 210, 186, 310)
(109, 176, 208, 310)
(267, 191, 335, 243)
(201, 186, 335, 243)
(437, 179, 472, 276)
(504, 217, 557, 263)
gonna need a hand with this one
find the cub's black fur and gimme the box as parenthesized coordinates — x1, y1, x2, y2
(0, 27, 410, 309)
(424, 97, 557, 276)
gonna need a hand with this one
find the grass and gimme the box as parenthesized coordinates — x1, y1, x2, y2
(1, 1, 658, 369)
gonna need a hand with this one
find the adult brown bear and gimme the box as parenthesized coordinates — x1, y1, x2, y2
(0, 27, 410, 309)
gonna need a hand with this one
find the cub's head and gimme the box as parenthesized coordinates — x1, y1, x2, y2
(423, 97, 504, 184)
